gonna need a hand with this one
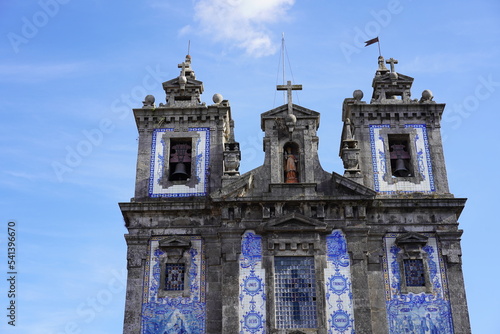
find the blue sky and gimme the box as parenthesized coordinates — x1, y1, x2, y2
(1, 1, 499, 333)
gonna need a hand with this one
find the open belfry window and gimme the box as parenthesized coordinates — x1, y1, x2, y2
(388, 134, 413, 177)
(168, 139, 192, 181)
(274, 256, 318, 329)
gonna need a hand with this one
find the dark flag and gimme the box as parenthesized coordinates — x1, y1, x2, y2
(364, 37, 379, 47)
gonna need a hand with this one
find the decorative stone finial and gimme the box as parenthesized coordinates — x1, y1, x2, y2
(420, 89, 434, 103)
(223, 142, 241, 177)
(213, 93, 223, 104)
(344, 118, 353, 140)
(376, 56, 389, 75)
(285, 114, 297, 134)
(353, 90, 364, 101)
(142, 95, 155, 108)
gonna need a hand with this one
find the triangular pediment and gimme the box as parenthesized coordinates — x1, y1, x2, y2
(162, 77, 203, 88)
(376, 72, 414, 84)
(261, 103, 319, 118)
(261, 104, 320, 131)
(158, 236, 191, 249)
(261, 212, 331, 233)
(395, 232, 428, 246)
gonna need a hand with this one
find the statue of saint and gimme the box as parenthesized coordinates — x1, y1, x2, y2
(284, 147, 298, 183)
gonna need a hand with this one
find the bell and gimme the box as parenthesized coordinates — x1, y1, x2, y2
(393, 158, 409, 177)
(171, 162, 189, 180)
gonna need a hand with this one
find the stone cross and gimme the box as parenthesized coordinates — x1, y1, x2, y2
(178, 61, 186, 76)
(386, 58, 398, 73)
(277, 80, 302, 114)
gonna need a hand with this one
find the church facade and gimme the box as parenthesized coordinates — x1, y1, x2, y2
(119, 55, 470, 334)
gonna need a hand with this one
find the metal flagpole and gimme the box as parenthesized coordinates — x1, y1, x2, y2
(282, 33, 286, 104)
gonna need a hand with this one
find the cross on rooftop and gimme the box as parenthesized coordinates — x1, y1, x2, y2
(386, 58, 398, 72)
(178, 61, 186, 76)
(178, 55, 192, 74)
(277, 80, 302, 114)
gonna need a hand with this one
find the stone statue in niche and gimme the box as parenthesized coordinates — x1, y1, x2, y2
(284, 147, 298, 183)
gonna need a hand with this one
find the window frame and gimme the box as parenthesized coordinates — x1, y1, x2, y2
(273, 256, 319, 330)
(157, 238, 192, 298)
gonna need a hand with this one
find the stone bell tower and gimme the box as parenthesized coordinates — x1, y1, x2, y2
(119, 55, 240, 334)
(340, 56, 449, 194)
(131, 54, 241, 200)
(338, 56, 470, 333)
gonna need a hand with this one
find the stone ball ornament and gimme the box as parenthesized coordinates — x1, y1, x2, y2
(213, 93, 223, 104)
(142, 94, 155, 107)
(285, 113, 297, 125)
(353, 89, 364, 101)
(421, 89, 433, 101)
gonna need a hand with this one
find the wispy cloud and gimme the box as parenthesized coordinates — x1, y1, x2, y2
(185, 0, 295, 57)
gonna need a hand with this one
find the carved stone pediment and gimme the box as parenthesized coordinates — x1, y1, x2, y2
(261, 104, 319, 119)
(260, 104, 320, 131)
(260, 213, 330, 233)
(395, 232, 428, 247)
(158, 236, 191, 250)
(162, 77, 204, 89)
(395, 232, 428, 255)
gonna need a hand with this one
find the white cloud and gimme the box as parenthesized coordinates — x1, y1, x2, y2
(191, 0, 295, 57)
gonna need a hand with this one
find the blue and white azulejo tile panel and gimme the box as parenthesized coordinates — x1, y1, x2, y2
(369, 124, 435, 193)
(324, 230, 355, 334)
(148, 127, 210, 197)
(239, 231, 266, 334)
(141, 236, 206, 334)
(383, 234, 454, 334)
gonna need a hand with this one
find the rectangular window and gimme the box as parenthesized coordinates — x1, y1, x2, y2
(403, 259, 425, 286)
(164, 263, 185, 291)
(274, 257, 317, 329)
